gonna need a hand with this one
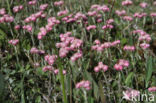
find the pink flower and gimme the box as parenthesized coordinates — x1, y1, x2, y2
(54, 1, 64, 6)
(33, 62, 40, 67)
(30, 47, 39, 54)
(148, 87, 156, 92)
(119, 59, 129, 67)
(28, 0, 37, 5)
(115, 10, 126, 16)
(114, 64, 123, 71)
(70, 51, 83, 62)
(8, 39, 19, 46)
(86, 25, 96, 31)
(123, 45, 135, 51)
(42, 66, 53, 72)
(13, 5, 23, 13)
(53, 69, 66, 75)
(94, 40, 101, 45)
(0, 8, 6, 15)
(94, 62, 108, 72)
(57, 10, 68, 16)
(102, 24, 113, 29)
(122, 0, 133, 6)
(14, 25, 20, 30)
(140, 43, 150, 49)
(140, 2, 148, 8)
(150, 13, 156, 17)
(44, 55, 57, 65)
(123, 16, 133, 21)
(106, 19, 114, 24)
(87, 11, 97, 16)
(76, 80, 91, 90)
(40, 4, 48, 11)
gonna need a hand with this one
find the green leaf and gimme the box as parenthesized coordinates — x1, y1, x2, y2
(0, 73, 5, 97)
(121, 38, 127, 45)
(145, 56, 153, 88)
(125, 72, 134, 86)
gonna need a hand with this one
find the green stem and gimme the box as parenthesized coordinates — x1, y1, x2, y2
(58, 59, 68, 103)
(6, 0, 12, 15)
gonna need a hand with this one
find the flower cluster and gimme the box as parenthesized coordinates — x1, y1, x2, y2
(94, 62, 108, 72)
(56, 32, 83, 61)
(44, 55, 58, 65)
(122, 0, 133, 6)
(53, 69, 66, 75)
(133, 30, 151, 49)
(38, 17, 60, 39)
(0, 8, 6, 15)
(76, 80, 91, 90)
(115, 10, 126, 16)
(40, 4, 48, 11)
(123, 45, 135, 51)
(30, 47, 45, 55)
(92, 40, 120, 51)
(8, 39, 19, 46)
(133, 12, 147, 18)
(54, 0, 64, 6)
(23, 25, 32, 32)
(24, 11, 45, 23)
(114, 59, 129, 71)
(86, 25, 96, 31)
(13, 5, 23, 13)
(28, 0, 37, 5)
(0, 14, 14, 23)
(148, 87, 156, 92)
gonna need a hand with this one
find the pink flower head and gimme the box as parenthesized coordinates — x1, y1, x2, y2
(0, 8, 6, 15)
(148, 87, 156, 92)
(57, 10, 68, 16)
(70, 51, 83, 62)
(140, 2, 148, 8)
(111, 40, 120, 46)
(13, 5, 23, 13)
(94, 62, 108, 72)
(123, 45, 135, 51)
(102, 24, 113, 29)
(94, 40, 101, 45)
(23, 25, 32, 32)
(150, 13, 156, 17)
(106, 19, 114, 24)
(86, 25, 96, 31)
(33, 62, 40, 67)
(44, 55, 57, 65)
(42, 65, 53, 72)
(114, 64, 123, 71)
(40, 4, 48, 11)
(140, 43, 150, 49)
(14, 25, 20, 30)
(53, 69, 66, 75)
(119, 59, 129, 67)
(8, 39, 19, 46)
(115, 10, 126, 16)
(28, 0, 37, 5)
(122, 0, 133, 6)
(76, 80, 91, 90)
(87, 11, 97, 16)
(30, 47, 39, 54)
(123, 16, 133, 21)
(54, 1, 64, 6)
